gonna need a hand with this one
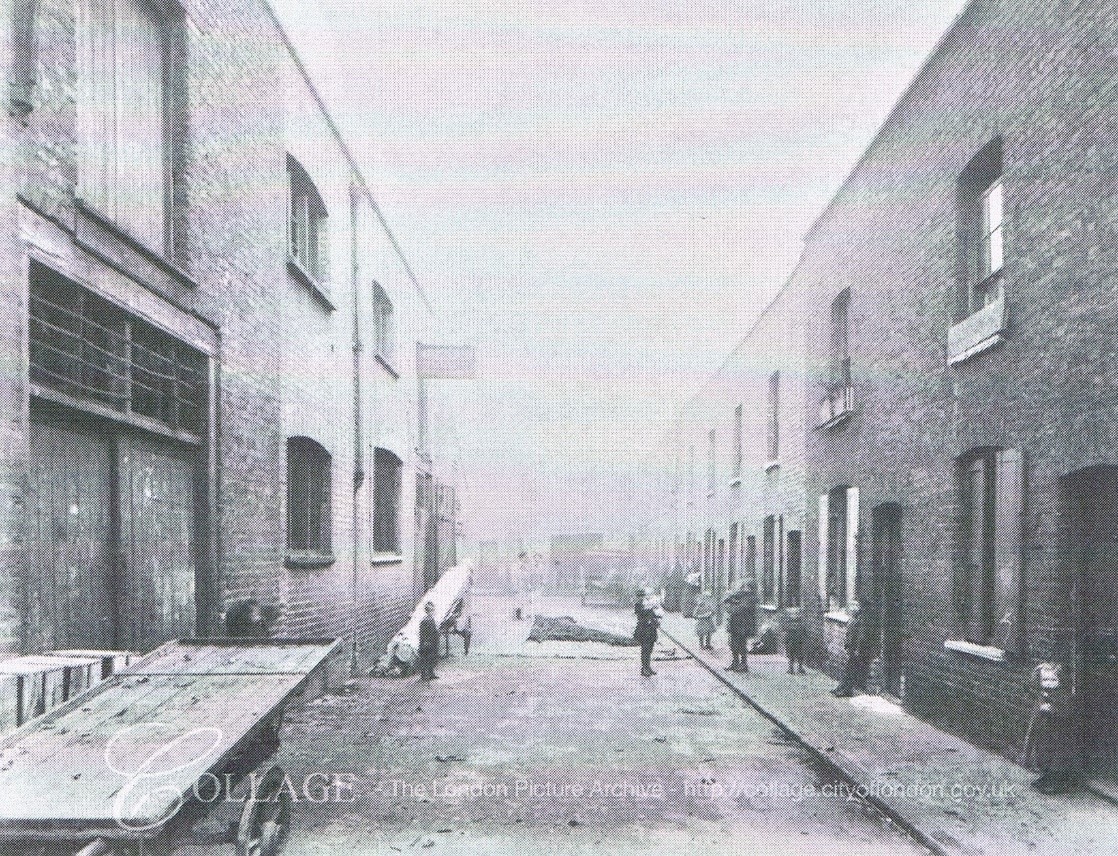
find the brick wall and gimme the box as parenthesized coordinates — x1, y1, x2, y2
(799, 0, 1118, 756)
(4, 0, 452, 664)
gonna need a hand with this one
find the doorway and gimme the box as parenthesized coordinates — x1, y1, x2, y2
(870, 503, 903, 698)
(1064, 466, 1118, 774)
(28, 408, 198, 654)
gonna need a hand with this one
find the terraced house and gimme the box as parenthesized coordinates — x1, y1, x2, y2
(0, 0, 461, 667)
(658, 0, 1117, 780)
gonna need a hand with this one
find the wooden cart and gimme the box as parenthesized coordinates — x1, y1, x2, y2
(0, 637, 342, 856)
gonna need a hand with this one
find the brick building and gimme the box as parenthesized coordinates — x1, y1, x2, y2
(668, 282, 807, 627)
(657, 0, 1117, 775)
(0, 0, 460, 668)
(798, 0, 1117, 771)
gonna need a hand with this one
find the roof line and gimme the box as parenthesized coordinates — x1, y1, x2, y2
(262, 2, 435, 314)
(684, 259, 803, 408)
(803, 0, 980, 244)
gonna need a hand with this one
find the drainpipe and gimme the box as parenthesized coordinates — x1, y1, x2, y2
(349, 183, 365, 674)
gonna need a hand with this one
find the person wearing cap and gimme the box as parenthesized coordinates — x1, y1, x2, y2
(724, 580, 758, 672)
(633, 587, 661, 677)
(416, 601, 441, 681)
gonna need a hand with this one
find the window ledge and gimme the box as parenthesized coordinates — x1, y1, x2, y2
(374, 353, 400, 379)
(287, 257, 336, 311)
(824, 609, 851, 624)
(285, 552, 336, 570)
(371, 553, 404, 566)
(944, 639, 1006, 662)
(948, 288, 1006, 365)
(764, 460, 780, 473)
(759, 603, 779, 612)
(72, 198, 198, 292)
(816, 386, 855, 430)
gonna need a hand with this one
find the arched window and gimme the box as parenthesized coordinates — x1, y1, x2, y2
(287, 156, 328, 285)
(287, 436, 332, 557)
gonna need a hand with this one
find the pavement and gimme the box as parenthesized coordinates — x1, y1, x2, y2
(657, 609, 1118, 856)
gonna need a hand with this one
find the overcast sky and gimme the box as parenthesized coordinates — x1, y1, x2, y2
(269, 0, 968, 547)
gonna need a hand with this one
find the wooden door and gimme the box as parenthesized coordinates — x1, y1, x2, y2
(871, 504, 904, 698)
(27, 417, 116, 651)
(116, 433, 197, 653)
(1072, 467, 1118, 773)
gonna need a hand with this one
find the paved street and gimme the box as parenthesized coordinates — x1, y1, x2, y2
(181, 595, 924, 855)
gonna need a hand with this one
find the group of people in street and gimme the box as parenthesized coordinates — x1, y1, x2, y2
(682, 582, 819, 679)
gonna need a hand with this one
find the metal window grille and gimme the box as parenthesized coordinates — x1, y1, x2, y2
(29, 263, 206, 435)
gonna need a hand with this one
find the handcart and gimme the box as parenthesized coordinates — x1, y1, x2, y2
(0, 636, 342, 856)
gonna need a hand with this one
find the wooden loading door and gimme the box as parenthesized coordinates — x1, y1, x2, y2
(116, 432, 197, 653)
(28, 413, 197, 655)
(27, 418, 117, 652)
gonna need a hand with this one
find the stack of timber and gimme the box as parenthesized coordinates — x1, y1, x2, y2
(0, 649, 137, 734)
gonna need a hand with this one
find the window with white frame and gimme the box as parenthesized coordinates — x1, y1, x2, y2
(766, 371, 780, 462)
(707, 430, 716, 498)
(78, 0, 180, 254)
(829, 289, 851, 390)
(818, 486, 859, 613)
(958, 139, 1004, 316)
(733, 404, 743, 479)
(288, 156, 328, 286)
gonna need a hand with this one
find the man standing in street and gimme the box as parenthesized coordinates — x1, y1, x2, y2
(417, 601, 441, 681)
(634, 587, 661, 677)
(724, 580, 758, 673)
(832, 602, 871, 697)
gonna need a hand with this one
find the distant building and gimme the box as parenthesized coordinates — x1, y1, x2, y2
(670, 282, 806, 623)
(550, 533, 606, 592)
(0, 0, 460, 667)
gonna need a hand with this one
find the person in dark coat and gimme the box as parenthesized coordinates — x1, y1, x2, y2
(724, 581, 758, 673)
(782, 606, 807, 675)
(634, 587, 661, 677)
(831, 602, 871, 696)
(1023, 662, 1079, 794)
(416, 601, 441, 680)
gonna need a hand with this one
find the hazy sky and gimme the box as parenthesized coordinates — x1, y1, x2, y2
(269, 0, 968, 546)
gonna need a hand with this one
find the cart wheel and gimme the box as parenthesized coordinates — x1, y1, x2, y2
(236, 765, 292, 856)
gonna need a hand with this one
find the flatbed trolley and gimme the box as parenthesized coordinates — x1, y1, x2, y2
(0, 637, 343, 856)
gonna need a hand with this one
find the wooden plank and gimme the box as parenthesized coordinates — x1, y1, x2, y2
(0, 673, 304, 830)
(46, 651, 140, 681)
(131, 639, 340, 676)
